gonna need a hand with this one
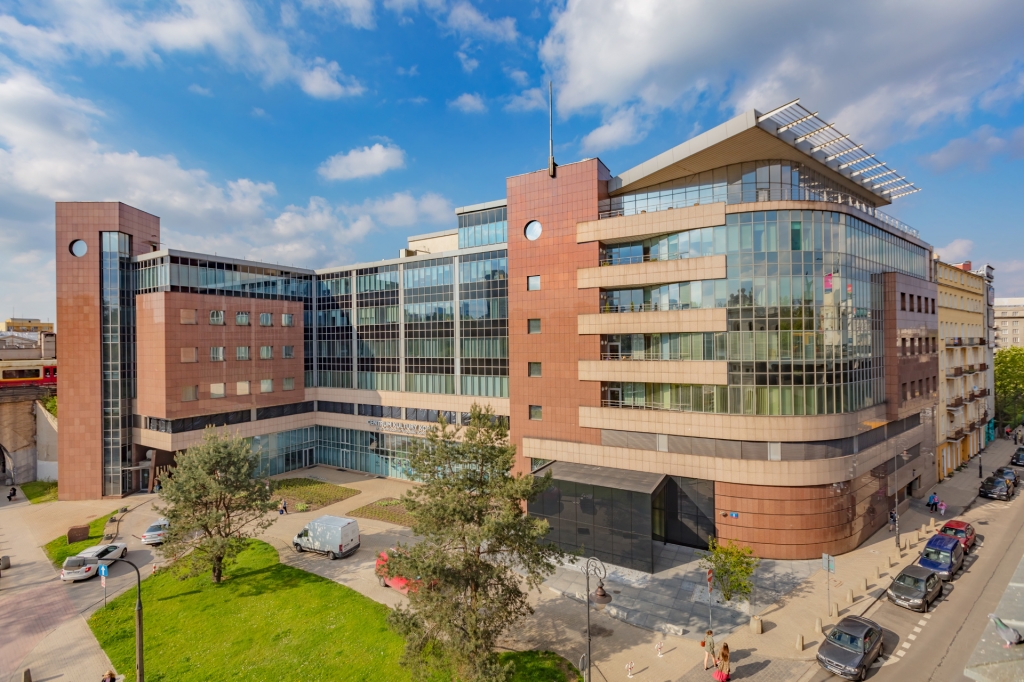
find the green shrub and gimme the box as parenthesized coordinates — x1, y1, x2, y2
(272, 478, 360, 510)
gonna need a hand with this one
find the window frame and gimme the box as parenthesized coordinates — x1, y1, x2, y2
(209, 310, 225, 325)
(235, 311, 250, 326)
(259, 312, 273, 327)
(529, 405, 542, 420)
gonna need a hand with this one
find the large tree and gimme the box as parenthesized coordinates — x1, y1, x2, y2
(698, 537, 760, 603)
(385, 405, 563, 682)
(156, 431, 277, 583)
(995, 346, 1024, 429)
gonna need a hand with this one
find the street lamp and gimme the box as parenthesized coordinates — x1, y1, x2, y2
(580, 557, 612, 682)
(894, 449, 907, 552)
(112, 557, 145, 682)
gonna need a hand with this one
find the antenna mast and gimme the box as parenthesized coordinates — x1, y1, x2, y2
(548, 80, 557, 178)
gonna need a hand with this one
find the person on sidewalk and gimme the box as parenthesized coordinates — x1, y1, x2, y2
(938, 500, 947, 516)
(281, 499, 288, 515)
(703, 630, 717, 670)
(713, 643, 731, 681)
(889, 509, 897, 532)
(927, 492, 938, 513)
(6, 486, 15, 502)
(101, 670, 117, 682)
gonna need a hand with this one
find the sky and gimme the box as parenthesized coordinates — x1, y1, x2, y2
(2, 0, 1024, 326)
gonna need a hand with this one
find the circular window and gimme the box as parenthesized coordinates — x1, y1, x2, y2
(524, 220, 543, 241)
(69, 240, 88, 257)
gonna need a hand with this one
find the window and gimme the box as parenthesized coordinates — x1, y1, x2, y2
(901, 293, 906, 311)
(283, 377, 295, 391)
(528, 319, 541, 334)
(527, 275, 541, 291)
(529, 405, 542, 420)
(180, 309, 197, 324)
(260, 379, 273, 393)
(180, 347, 198, 363)
(237, 380, 250, 396)
(528, 362, 542, 377)
(902, 383, 908, 402)
(182, 385, 198, 402)
(236, 311, 250, 326)
(260, 313, 272, 326)
(236, 346, 250, 361)
(283, 345, 295, 359)
(210, 310, 225, 325)
(917, 295, 922, 313)
(210, 346, 225, 362)
(260, 346, 273, 360)
(210, 383, 225, 399)
(281, 313, 294, 327)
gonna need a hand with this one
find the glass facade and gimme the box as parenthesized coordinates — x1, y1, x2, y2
(404, 258, 455, 394)
(356, 265, 401, 391)
(252, 427, 316, 476)
(316, 271, 353, 389)
(599, 209, 930, 416)
(316, 425, 415, 479)
(459, 250, 509, 397)
(101, 232, 135, 496)
(458, 206, 507, 248)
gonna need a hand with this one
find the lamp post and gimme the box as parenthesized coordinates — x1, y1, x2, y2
(112, 557, 145, 682)
(580, 557, 612, 682)
(894, 449, 907, 551)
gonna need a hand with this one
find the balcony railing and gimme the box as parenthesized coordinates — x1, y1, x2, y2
(964, 364, 977, 375)
(946, 337, 963, 347)
(966, 392, 977, 403)
(978, 388, 990, 398)
(946, 367, 963, 378)
(600, 302, 698, 314)
(952, 428, 965, 440)
(947, 397, 964, 409)
(978, 363, 989, 372)
(599, 352, 710, 361)
(965, 337, 985, 346)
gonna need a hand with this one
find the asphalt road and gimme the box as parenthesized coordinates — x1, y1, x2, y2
(805, 448, 1024, 682)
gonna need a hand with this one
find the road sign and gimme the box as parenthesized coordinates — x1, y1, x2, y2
(707, 569, 713, 588)
(98, 564, 108, 577)
(101, 575, 106, 588)
(821, 553, 836, 573)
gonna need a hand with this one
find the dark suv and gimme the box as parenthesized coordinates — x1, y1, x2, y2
(994, 467, 1019, 493)
(980, 476, 1011, 501)
(1011, 448, 1024, 467)
(816, 615, 885, 680)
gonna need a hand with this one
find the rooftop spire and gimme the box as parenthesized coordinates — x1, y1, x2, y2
(548, 81, 557, 178)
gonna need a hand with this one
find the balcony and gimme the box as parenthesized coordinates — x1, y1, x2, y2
(946, 337, 963, 347)
(964, 364, 977, 375)
(978, 363, 989, 372)
(946, 367, 963, 378)
(966, 392, 977, 403)
(952, 428, 965, 440)
(978, 388, 990, 398)
(947, 397, 964, 409)
(965, 337, 985, 346)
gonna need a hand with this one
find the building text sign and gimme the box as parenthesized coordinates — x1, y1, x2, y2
(367, 419, 430, 435)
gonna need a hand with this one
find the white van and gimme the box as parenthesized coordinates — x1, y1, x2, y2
(293, 515, 360, 560)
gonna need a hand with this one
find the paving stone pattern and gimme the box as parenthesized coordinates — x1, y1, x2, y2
(675, 652, 810, 682)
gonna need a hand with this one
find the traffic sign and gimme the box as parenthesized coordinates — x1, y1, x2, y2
(101, 575, 106, 588)
(98, 564, 108, 577)
(706, 569, 713, 588)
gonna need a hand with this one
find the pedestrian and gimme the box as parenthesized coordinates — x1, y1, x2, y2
(713, 643, 731, 682)
(101, 670, 117, 682)
(927, 492, 938, 513)
(6, 486, 15, 502)
(281, 498, 288, 515)
(889, 509, 897, 532)
(702, 629, 717, 670)
(938, 500, 947, 516)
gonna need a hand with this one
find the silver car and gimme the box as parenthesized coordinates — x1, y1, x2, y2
(141, 518, 169, 546)
(60, 543, 128, 582)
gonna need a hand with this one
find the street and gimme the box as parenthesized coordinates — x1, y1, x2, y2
(804, 445, 1024, 682)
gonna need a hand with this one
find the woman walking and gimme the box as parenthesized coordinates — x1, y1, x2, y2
(938, 500, 947, 516)
(714, 643, 731, 681)
(703, 629, 717, 670)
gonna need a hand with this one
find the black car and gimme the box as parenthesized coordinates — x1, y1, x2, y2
(1011, 448, 1024, 467)
(994, 466, 1019, 490)
(980, 476, 1011, 501)
(886, 565, 942, 612)
(816, 615, 885, 680)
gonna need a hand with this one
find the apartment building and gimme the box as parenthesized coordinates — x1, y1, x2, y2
(995, 297, 1024, 349)
(1, 318, 54, 333)
(58, 101, 941, 566)
(934, 260, 992, 478)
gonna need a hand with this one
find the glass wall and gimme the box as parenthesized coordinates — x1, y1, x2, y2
(652, 477, 716, 549)
(101, 232, 135, 495)
(404, 258, 455, 394)
(458, 206, 507, 249)
(356, 265, 401, 391)
(253, 427, 316, 476)
(459, 250, 509, 397)
(316, 271, 353, 388)
(316, 425, 415, 479)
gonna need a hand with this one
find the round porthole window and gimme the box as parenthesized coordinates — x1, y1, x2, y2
(524, 220, 543, 241)
(69, 239, 88, 257)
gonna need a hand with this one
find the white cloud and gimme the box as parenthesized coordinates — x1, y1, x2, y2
(936, 239, 974, 263)
(0, 0, 364, 99)
(251, 107, 268, 118)
(580, 106, 646, 153)
(300, 0, 376, 30)
(445, 1, 516, 42)
(540, 0, 1024, 150)
(449, 92, 486, 113)
(505, 87, 546, 113)
(188, 83, 212, 96)
(923, 125, 1024, 172)
(0, 72, 450, 322)
(456, 50, 478, 73)
(396, 64, 419, 76)
(505, 67, 529, 87)
(318, 143, 406, 180)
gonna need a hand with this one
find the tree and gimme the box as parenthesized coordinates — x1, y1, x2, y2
(385, 404, 564, 682)
(995, 347, 1024, 429)
(698, 537, 760, 603)
(156, 431, 277, 583)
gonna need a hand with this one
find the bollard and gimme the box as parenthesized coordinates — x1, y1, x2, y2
(796, 633, 805, 651)
(750, 615, 762, 634)
(0, 555, 9, 570)
(845, 588, 854, 604)
(929, 517, 936, 530)
(626, 661, 634, 679)
(920, 523, 927, 534)
(888, 555, 896, 568)
(901, 536, 908, 551)
(23, 669, 32, 682)
(859, 577, 868, 592)
(830, 602, 839, 617)
(916, 529, 923, 542)
(874, 565, 881, 579)
(815, 617, 823, 634)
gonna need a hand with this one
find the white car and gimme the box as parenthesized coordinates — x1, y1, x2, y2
(141, 518, 169, 546)
(60, 543, 128, 582)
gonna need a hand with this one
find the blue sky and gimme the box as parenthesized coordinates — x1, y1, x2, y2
(2, 0, 1024, 324)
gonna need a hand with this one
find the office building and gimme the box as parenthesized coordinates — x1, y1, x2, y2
(934, 260, 992, 478)
(1, 318, 54, 333)
(57, 101, 940, 565)
(994, 297, 1024, 349)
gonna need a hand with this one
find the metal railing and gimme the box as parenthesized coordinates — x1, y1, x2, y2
(978, 363, 989, 372)
(964, 365, 977, 374)
(946, 367, 963, 378)
(946, 337, 963, 347)
(599, 352, 708, 361)
(947, 397, 964, 409)
(599, 302, 700, 314)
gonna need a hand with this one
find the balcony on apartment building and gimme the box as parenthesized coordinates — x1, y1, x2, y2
(947, 396, 965, 409)
(946, 337, 963, 347)
(951, 427, 965, 440)
(946, 366, 963, 378)
(964, 364, 977, 375)
(978, 362, 989, 372)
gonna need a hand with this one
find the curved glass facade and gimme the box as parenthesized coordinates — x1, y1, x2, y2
(599, 209, 930, 416)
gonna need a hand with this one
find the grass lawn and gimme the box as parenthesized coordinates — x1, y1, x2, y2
(272, 477, 360, 511)
(349, 497, 416, 527)
(43, 510, 118, 567)
(89, 540, 579, 682)
(502, 650, 583, 682)
(21, 480, 58, 504)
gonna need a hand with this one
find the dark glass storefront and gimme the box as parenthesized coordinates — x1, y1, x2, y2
(529, 462, 717, 573)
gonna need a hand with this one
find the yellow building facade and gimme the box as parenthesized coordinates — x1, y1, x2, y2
(935, 261, 989, 479)
(0, 317, 54, 333)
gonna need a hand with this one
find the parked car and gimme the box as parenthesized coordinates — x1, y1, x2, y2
(60, 543, 128, 582)
(917, 534, 964, 581)
(980, 476, 1012, 501)
(886, 565, 942, 612)
(375, 550, 418, 595)
(292, 516, 360, 559)
(994, 466, 1019, 492)
(816, 615, 885, 680)
(1011, 448, 1024, 467)
(939, 520, 976, 553)
(141, 518, 169, 546)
